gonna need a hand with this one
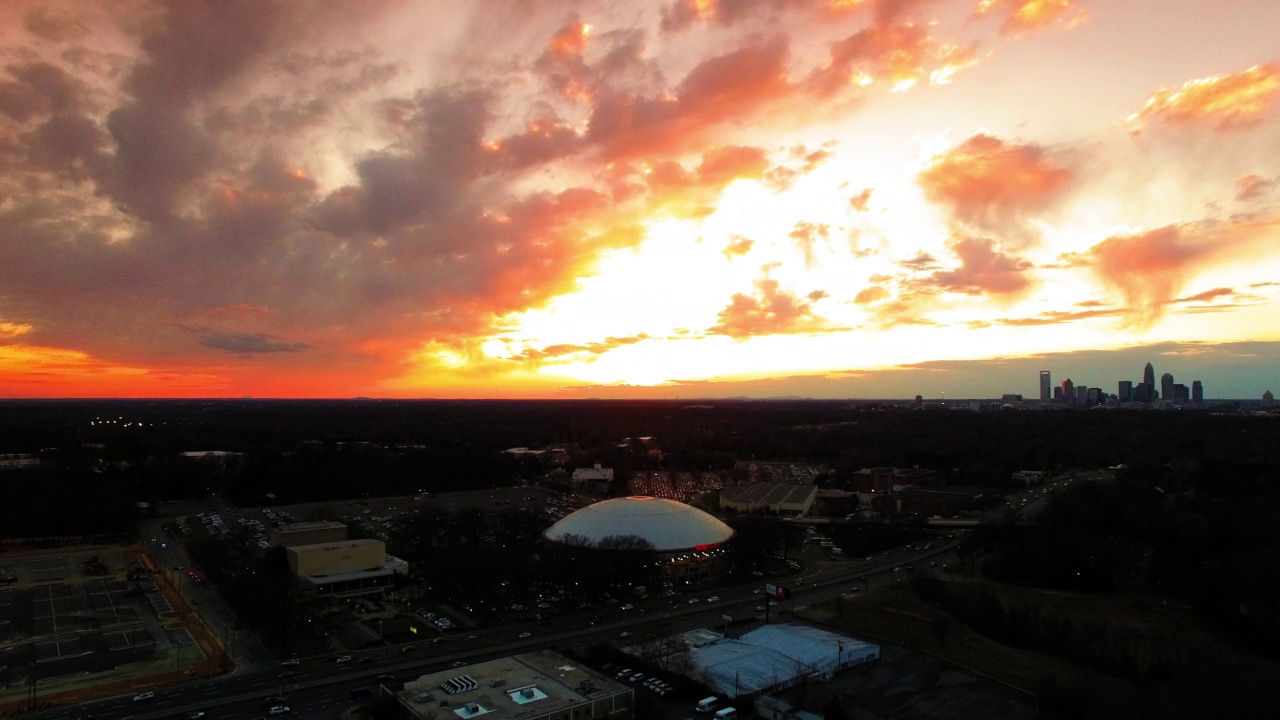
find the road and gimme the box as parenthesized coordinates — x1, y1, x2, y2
(27, 538, 960, 720)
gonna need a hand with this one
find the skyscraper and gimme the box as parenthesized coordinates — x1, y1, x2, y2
(1039, 370, 1051, 401)
(1192, 380, 1203, 404)
(1143, 362, 1155, 387)
(1062, 378, 1074, 402)
(1161, 373, 1174, 403)
(1118, 380, 1133, 402)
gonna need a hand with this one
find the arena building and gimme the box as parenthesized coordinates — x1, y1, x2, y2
(543, 496, 735, 583)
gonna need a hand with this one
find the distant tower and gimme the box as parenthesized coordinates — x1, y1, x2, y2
(1118, 380, 1133, 402)
(1143, 362, 1155, 387)
(1192, 380, 1203, 404)
(1264, 391, 1275, 408)
(1161, 373, 1174, 403)
(1039, 371, 1051, 401)
(1062, 379, 1074, 402)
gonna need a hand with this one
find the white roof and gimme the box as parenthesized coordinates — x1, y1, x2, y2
(685, 624, 879, 698)
(544, 497, 734, 551)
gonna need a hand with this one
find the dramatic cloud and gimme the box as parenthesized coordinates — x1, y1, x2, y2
(709, 279, 834, 338)
(1089, 217, 1280, 327)
(920, 236, 1033, 295)
(1235, 173, 1275, 201)
(789, 222, 830, 266)
(974, 0, 1088, 35)
(1125, 63, 1280, 132)
(918, 133, 1074, 244)
(200, 332, 309, 355)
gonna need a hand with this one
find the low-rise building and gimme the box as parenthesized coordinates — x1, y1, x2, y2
(285, 538, 408, 597)
(392, 650, 633, 720)
(270, 520, 348, 547)
(720, 483, 818, 516)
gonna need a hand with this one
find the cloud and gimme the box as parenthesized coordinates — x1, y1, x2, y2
(919, 236, 1033, 295)
(1173, 287, 1235, 304)
(514, 334, 652, 363)
(723, 234, 755, 258)
(854, 285, 890, 304)
(709, 279, 835, 338)
(974, 0, 1088, 35)
(1088, 217, 1280, 327)
(849, 188, 873, 211)
(899, 251, 939, 271)
(0, 321, 34, 339)
(993, 307, 1120, 326)
(21, 6, 90, 43)
(789, 221, 830, 266)
(1125, 63, 1280, 132)
(917, 133, 1074, 245)
(1235, 173, 1276, 201)
(199, 332, 309, 354)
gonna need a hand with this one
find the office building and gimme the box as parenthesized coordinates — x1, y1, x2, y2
(1118, 380, 1133, 402)
(1161, 373, 1175, 403)
(1192, 380, 1203, 403)
(1062, 379, 1074, 401)
(1039, 370, 1051, 401)
(1144, 362, 1156, 388)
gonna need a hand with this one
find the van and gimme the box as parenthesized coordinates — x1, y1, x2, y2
(715, 708, 737, 720)
(696, 696, 718, 713)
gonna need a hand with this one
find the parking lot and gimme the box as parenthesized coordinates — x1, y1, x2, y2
(0, 548, 206, 708)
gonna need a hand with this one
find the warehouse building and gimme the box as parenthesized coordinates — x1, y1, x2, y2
(719, 483, 818, 516)
(671, 624, 878, 700)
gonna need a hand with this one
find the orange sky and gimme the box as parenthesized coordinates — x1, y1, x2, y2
(0, 0, 1278, 399)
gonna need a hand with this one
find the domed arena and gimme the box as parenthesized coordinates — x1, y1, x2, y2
(544, 496, 735, 583)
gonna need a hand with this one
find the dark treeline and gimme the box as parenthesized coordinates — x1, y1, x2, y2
(1, 399, 1276, 532)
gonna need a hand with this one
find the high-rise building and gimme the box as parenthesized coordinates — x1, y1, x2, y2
(1118, 380, 1133, 402)
(1039, 370, 1051, 401)
(1087, 387, 1102, 405)
(1062, 378, 1074, 401)
(1191, 380, 1203, 404)
(1161, 373, 1174, 403)
(1143, 362, 1155, 387)
(1077, 385, 1089, 406)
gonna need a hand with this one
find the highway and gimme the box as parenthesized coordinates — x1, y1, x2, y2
(26, 538, 960, 720)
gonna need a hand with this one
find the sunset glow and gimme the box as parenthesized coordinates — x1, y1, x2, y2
(0, 0, 1277, 399)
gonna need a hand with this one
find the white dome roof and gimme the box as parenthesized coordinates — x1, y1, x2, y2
(544, 497, 734, 552)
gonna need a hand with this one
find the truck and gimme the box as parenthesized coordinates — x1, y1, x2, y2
(696, 697, 719, 713)
(715, 707, 738, 720)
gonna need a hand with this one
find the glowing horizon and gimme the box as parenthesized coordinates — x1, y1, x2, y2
(0, 1, 1277, 400)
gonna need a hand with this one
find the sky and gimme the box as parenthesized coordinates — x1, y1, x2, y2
(0, 0, 1278, 400)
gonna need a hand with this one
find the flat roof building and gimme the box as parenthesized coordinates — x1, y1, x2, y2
(719, 483, 817, 516)
(285, 538, 408, 597)
(392, 650, 633, 720)
(270, 520, 348, 548)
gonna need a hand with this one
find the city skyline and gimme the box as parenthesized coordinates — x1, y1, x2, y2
(1, 1, 1278, 399)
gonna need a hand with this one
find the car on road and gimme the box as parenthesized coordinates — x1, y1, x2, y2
(281, 658, 300, 666)
(754, 605, 765, 611)
(185, 713, 206, 719)
(335, 655, 352, 663)
(133, 692, 154, 702)
(269, 706, 291, 715)
(518, 632, 532, 639)
(706, 596, 719, 602)
(453, 661, 465, 667)
(619, 631, 631, 637)
(687, 598, 699, 604)
(265, 694, 287, 703)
